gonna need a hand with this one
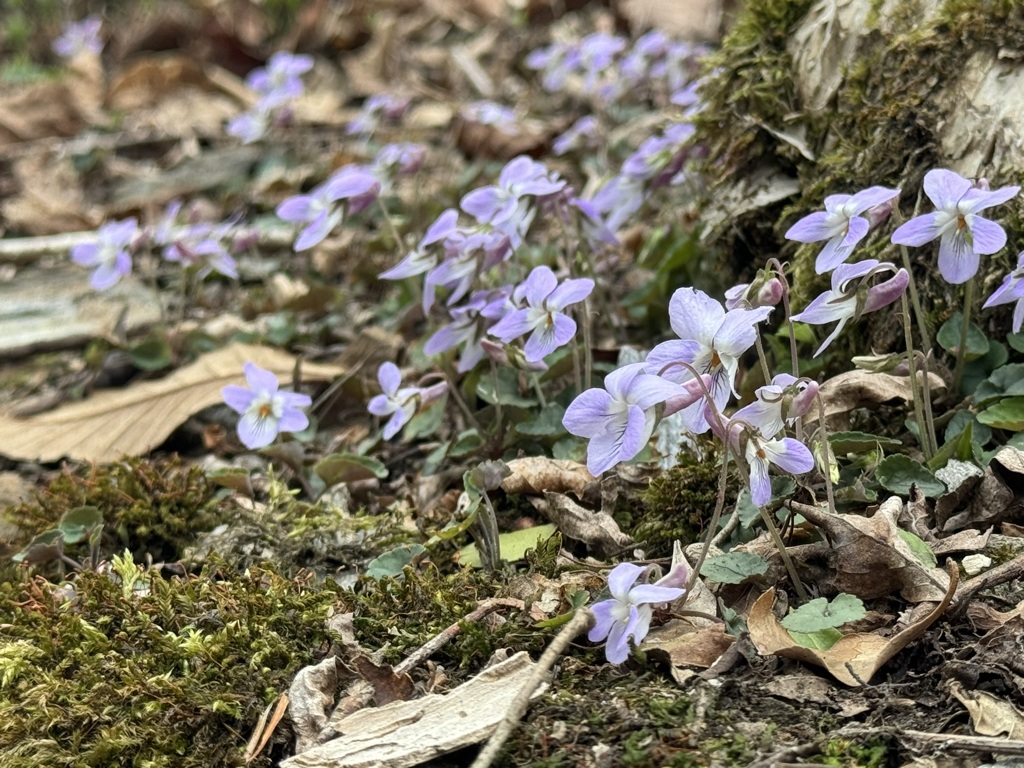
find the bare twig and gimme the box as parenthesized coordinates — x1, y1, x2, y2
(949, 552, 1024, 618)
(470, 609, 593, 768)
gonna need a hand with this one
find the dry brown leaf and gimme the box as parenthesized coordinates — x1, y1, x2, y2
(618, 0, 728, 42)
(645, 623, 735, 669)
(529, 492, 633, 557)
(949, 681, 1024, 739)
(763, 674, 835, 705)
(108, 54, 248, 137)
(501, 457, 596, 497)
(0, 344, 343, 463)
(1, 152, 101, 235)
(812, 370, 946, 427)
(748, 560, 957, 686)
(288, 657, 343, 755)
(940, 447, 1024, 532)
(790, 497, 951, 602)
(0, 55, 103, 147)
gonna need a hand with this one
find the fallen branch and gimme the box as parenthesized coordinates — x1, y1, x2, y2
(470, 608, 593, 768)
(949, 552, 1024, 618)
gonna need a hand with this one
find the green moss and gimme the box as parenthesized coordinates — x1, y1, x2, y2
(812, 737, 889, 767)
(0, 558, 342, 768)
(345, 564, 549, 670)
(3, 457, 225, 563)
(635, 442, 734, 555)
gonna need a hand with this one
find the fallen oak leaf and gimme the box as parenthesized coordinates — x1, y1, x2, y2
(748, 559, 957, 686)
(0, 343, 343, 463)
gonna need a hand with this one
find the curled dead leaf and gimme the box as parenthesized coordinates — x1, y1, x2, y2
(949, 680, 1024, 739)
(748, 560, 957, 686)
(810, 370, 946, 427)
(0, 343, 343, 463)
(789, 497, 951, 602)
(529, 492, 633, 557)
(501, 457, 596, 498)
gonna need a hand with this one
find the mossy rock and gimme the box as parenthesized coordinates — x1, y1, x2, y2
(0, 557, 342, 768)
(695, 0, 1024, 346)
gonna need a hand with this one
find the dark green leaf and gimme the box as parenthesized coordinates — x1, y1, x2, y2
(475, 368, 536, 408)
(700, 552, 768, 584)
(127, 335, 173, 372)
(875, 454, 946, 497)
(829, 431, 904, 454)
(978, 397, 1024, 431)
(205, 467, 254, 497)
(314, 453, 388, 484)
(937, 313, 989, 361)
(781, 593, 866, 633)
(515, 403, 567, 436)
(11, 529, 64, 564)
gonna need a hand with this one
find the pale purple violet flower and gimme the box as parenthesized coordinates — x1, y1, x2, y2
(461, 156, 565, 228)
(711, 404, 814, 507)
(576, 33, 627, 91)
(785, 186, 901, 274)
(379, 209, 459, 282)
(226, 109, 271, 144)
(71, 218, 139, 290)
(982, 251, 1024, 332)
(53, 16, 102, 58)
(222, 362, 312, 449)
(488, 266, 594, 362)
(588, 562, 685, 664)
(346, 93, 411, 137)
(622, 122, 695, 185)
(367, 362, 447, 440)
(424, 288, 512, 373)
(461, 101, 520, 135)
(645, 288, 772, 433)
(525, 41, 575, 91)
(590, 174, 646, 233)
(562, 362, 702, 475)
(247, 51, 313, 110)
(553, 116, 600, 156)
(276, 166, 380, 251)
(790, 259, 909, 355)
(890, 169, 1019, 284)
(724, 270, 784, 311)
(737, 373, 820, 439)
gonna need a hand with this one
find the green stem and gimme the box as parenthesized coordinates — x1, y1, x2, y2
(376, 197, 404, 250)
(952, 278, 976, 396)
(901, 292, 932, 458)
(816, 395, 837, 517)
(753, 331, 772, 385)
(683, 446, 730, 598)
(758, 504, 808, 601)
(897, 244, 932, 352)
(531, 374, 547, 407)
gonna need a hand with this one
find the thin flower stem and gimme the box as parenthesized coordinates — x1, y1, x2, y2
(490, 358, 503, 439)
(571, 329, 583, 396)
(754, 331, 772, 385)
(758, 503, 808, 601)
(683, 444, 730, 598)
(816, 395, 838, 517)
(442, 365, 484, 433)
(582, 298, 594, 389)
(897, 247, 932, 352)
(901, 292, 932, 458)
(531, 373, 547, 407)
(920, 349, 938, 455)
(768, 258, 802, 442)
(376, 197, 405, 251)
(952, 277, 976, 396)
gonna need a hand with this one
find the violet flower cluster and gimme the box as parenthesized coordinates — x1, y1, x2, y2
(346, 93, 412, 138)
(71, 202, 253, 290)
(526, 30, 705, 106)
(228, 52, 313, 144)
(784, 168, 1020, 353)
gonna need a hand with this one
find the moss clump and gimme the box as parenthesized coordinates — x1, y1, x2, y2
(346, 564, 548, 671)
(0, 557, 342, 768)
(635, 444, 734, 555)
(3, 457, 225, 563)
(812, 737, 889, 767)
